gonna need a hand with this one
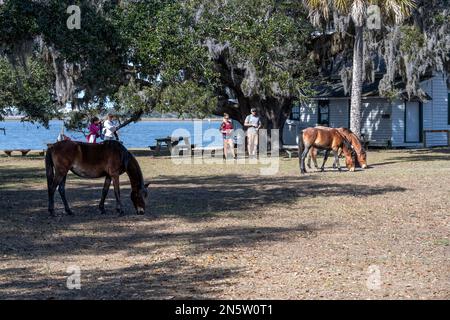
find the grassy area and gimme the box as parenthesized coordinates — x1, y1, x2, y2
(0, 148, 449, 299)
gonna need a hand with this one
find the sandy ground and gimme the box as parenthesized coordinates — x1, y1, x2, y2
(0, 148, 449, 299)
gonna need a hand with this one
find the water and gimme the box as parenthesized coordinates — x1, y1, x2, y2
(0, 119, 225, 150)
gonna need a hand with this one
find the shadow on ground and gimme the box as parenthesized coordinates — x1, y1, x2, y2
(370, 148, 450, 166)
(0, 258, 241, 299)
(0, 158, 411, 299)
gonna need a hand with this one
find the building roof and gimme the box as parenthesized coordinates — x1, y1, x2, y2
(313, 77, 433, 101)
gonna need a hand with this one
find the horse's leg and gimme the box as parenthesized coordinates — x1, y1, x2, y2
(58, 175, 73, 215)
(301, 145, 312, 174)
(333, 149, 341, 171)
(99, 176, 111, 214)
(307, 148, 318, 170)
(332, 148, 342, 169)
(320, 150, 330, 172)
(112, 175, 124, 216)
(48, 172, 65, 216)
(307, 148, 312, 169)
(312, 149, 320, 170)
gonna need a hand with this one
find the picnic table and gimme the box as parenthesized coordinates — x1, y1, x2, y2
(3, 149, 31, 156)
(153, 137, 180, 153)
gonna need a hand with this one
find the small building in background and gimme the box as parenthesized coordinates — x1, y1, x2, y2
(283, 73, 450, 148)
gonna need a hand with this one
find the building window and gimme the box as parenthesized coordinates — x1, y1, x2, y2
(318, 100, 329, 126)
(290, 103, 300, 121)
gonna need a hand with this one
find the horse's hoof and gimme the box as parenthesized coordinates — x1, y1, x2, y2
(99, 208, 106, 215)
(49, 210, 56, 217)
(118, 210, 126, 216)
(66, 210, 74, 216)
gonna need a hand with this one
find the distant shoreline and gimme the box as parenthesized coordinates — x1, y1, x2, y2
(1, 117, 222, 122)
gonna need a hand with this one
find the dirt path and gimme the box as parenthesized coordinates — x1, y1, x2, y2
(0, 149, 449, 299)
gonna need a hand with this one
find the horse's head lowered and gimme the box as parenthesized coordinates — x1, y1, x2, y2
(356, 148, 368, 169)
(131, 182, 150, 215)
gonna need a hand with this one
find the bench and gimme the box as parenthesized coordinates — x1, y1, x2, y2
(3, 149, 31, 156)
(282, 145, 299, 158)
(192, 146, 223, 157)
(363, 139, 391, 149)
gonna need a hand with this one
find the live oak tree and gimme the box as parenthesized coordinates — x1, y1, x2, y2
(192, 0, 317, 133)
(0, 0, 317, 139)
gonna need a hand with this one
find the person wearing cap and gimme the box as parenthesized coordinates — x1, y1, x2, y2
(244, 108, 261, 158)
(103, 114, 119, 141)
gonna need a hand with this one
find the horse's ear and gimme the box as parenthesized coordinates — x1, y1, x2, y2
(144, 182, 150, 188)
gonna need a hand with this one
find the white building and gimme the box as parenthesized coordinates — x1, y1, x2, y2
(283, 74, 450, 148)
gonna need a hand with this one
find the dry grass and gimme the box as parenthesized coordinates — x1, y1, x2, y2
(0, 148, 449, 299)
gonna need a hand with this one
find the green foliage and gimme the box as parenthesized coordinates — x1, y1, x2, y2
(0, 0, 315, 129)
(156, 80, 218, 118)
(0, 55, 58, 127)
(195, 0, 315, 98)
(400, 25, 425, 54)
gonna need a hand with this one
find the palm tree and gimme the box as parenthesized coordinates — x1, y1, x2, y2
(303, 0, 416, 138)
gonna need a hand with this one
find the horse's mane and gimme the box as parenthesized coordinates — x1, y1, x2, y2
(126, 152, 144, 191)
(339, 128, 366, 155)
(335, 131, 356, 162)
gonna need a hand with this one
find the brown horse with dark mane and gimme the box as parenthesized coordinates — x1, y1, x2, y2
(45, 140, 149, 216)
(298, 126, 355, 174)
(307, 127, 367, 170)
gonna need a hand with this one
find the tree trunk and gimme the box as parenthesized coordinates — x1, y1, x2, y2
(350, 25, 363, 139)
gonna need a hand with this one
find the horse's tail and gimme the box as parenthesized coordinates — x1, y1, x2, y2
(298, 130, 304, 171)
(45, 146, 54, 189)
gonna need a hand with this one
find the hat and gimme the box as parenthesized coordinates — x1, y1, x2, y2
(251, 108, 257, 112)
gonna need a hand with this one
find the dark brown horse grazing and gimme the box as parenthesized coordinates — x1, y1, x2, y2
(298, 127, 355, 174)
(307, 127, 367, 170)
(45, 140, 149, 216)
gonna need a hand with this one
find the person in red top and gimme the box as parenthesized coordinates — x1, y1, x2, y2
(87, 117, 101, 143)
(220, 113, 236, 159)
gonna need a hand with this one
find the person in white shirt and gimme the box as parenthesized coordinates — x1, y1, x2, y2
(103, 114, 119, 141)
(244, 108, 261, 158)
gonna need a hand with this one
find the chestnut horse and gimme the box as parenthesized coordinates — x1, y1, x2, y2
(298, 127, 355, 174)
(45, 140, 149, 216)
(307, 127, 367, 170)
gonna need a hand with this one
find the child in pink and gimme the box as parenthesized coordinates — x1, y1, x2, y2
(87, 117, 101, 143)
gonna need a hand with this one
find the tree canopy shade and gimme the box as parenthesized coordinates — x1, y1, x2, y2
(0, 0, 448, 136)
(193, 0, 317, 130)
(0, 0, 317, 134)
